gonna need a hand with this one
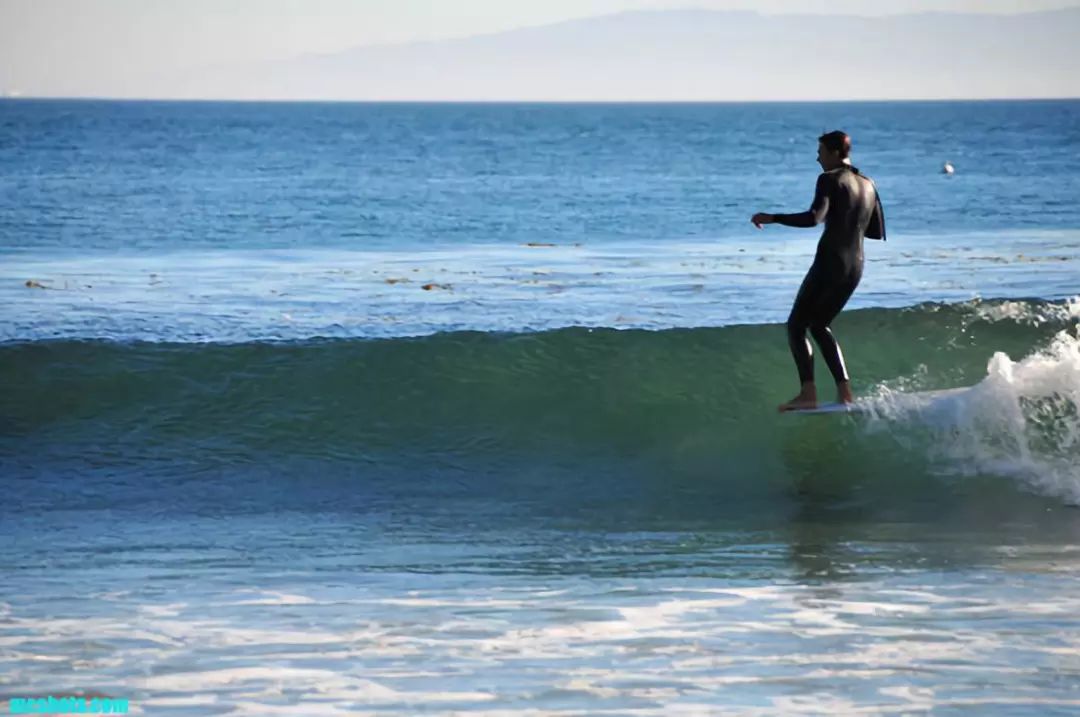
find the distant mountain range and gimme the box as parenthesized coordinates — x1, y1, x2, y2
(65, 8, 1080, 100)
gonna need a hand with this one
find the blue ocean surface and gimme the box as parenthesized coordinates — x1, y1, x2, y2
(2, 99, 1080, 715)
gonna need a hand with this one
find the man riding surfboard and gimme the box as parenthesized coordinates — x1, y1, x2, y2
(751, 130, 886, 412)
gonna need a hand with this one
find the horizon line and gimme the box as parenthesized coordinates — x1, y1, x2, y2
(4, 96, 1079, 105)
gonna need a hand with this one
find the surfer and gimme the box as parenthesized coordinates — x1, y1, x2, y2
(750, 130, 886, 412)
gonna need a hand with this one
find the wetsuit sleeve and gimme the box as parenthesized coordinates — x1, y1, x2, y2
(866, 188, 886, 241)
(772, 174, 830, 228)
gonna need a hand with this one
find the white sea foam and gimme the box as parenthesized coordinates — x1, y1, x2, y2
(965, 295, 1080, 326)
(230, 591, 318, 606)
(868, 328, 1080, 502)
(5, 577, 1080, 715)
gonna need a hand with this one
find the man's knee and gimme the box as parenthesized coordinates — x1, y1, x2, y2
(787, 313, 808, 335)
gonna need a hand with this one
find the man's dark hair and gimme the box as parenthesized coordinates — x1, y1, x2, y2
(819, 130, 852, 159)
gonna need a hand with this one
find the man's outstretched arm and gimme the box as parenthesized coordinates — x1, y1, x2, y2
(752, 174, 831, 229)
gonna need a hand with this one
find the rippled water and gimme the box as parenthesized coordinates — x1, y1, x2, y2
(3, 99, 1079, 714)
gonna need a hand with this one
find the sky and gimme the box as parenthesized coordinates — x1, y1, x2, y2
(2, 0, 1078, 98)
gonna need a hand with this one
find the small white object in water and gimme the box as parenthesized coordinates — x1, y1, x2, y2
(942, 161, 955, 175)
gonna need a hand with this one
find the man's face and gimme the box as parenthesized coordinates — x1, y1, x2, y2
(817, 142, 842, 169)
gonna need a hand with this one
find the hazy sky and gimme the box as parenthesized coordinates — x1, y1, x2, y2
(2, 0, 1078, 97)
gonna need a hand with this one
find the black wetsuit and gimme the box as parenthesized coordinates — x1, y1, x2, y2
(774, 165, 886, 385)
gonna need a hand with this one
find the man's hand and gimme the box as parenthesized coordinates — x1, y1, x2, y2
(751, 213, 774, 230)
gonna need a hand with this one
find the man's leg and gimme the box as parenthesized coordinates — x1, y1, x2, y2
(810, 323, 854, 404)
(808, 275, 859, 404)
(779, 275, 820, 412)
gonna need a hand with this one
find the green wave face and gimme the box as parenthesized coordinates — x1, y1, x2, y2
(3, 299, 1078, 510)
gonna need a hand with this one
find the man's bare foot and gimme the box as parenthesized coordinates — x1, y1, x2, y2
(779, 383, 818, 412)
(836, 380, 855, 405)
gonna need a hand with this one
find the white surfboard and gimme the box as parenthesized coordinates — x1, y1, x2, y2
(785, 387, 971, 415)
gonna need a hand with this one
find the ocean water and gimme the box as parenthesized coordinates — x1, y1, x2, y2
(2, 99, 1080, 715)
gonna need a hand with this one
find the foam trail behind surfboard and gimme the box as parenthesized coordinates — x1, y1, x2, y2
(788, 387, 970, 415)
